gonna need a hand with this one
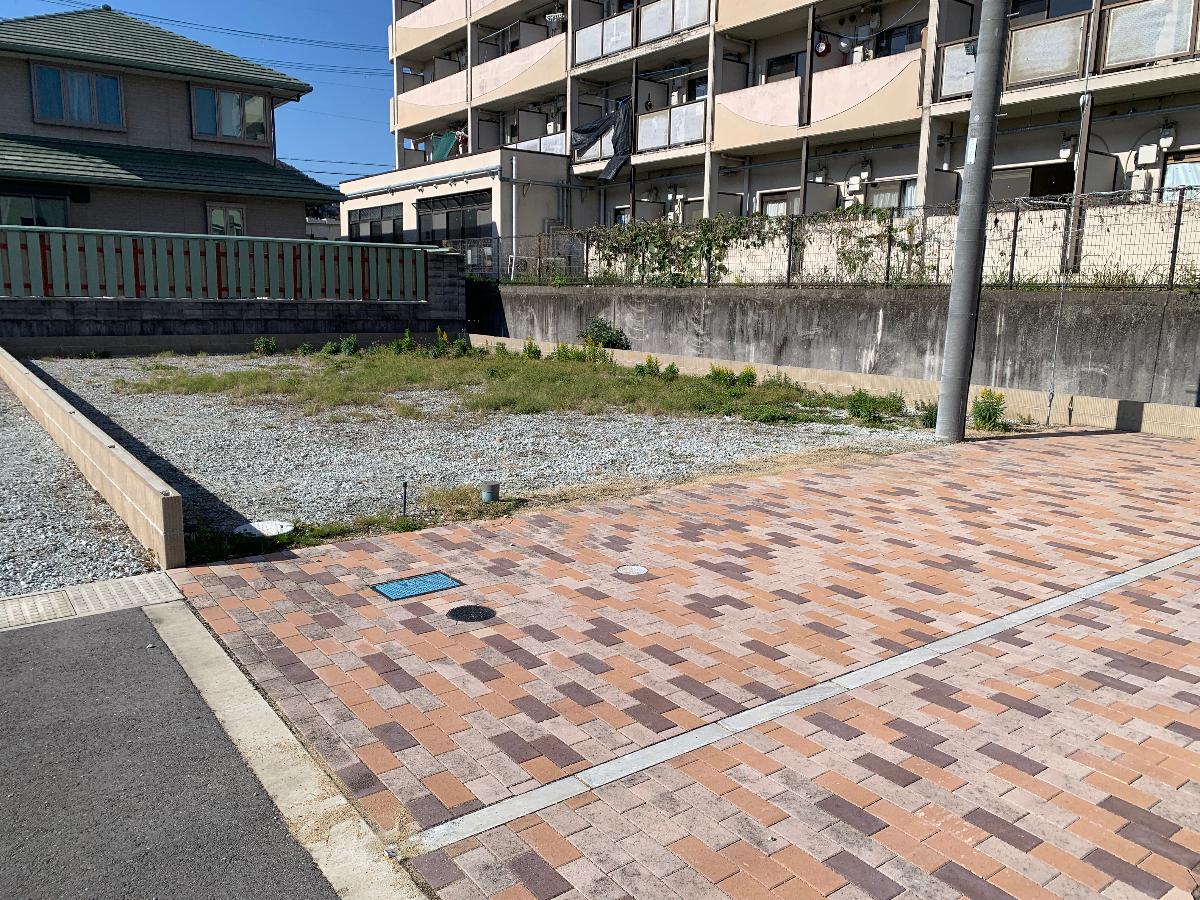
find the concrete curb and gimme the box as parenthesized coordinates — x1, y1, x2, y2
(146, 601, 424, 900)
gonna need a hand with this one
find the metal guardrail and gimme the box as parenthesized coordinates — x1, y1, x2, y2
(0, 226, 434, 301)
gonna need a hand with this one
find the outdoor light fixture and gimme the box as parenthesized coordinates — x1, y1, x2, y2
(1160, 123, 1176, 149)
(1058, 136, 1076, 160)
(812, 167, 827, 182)
(860, 160, 873, 182)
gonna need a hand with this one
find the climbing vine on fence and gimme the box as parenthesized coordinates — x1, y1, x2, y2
(577, 206, 936, 286)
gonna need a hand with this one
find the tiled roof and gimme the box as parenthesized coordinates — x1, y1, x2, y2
(0, 133, 343, 202)
(0, 7, 311, 95)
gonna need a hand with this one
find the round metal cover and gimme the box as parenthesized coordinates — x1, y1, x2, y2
(234, 520, 296, 537)
(617, 565, 648, 576)
(447, 605, 496, 623)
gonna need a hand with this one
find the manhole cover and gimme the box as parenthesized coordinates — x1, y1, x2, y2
(234, 520, 295, 537)
(446, 605, 496, 623)
(617, 565, 648, 576)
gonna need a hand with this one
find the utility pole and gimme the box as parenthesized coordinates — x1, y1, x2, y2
(934, 0, 1010, 442)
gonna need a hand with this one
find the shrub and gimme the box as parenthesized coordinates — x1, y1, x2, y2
(493, 343, 514, 358)
(971, 388, 1009, 431)
(389, 330, 417, 354)
(916, 400, 938, 429)
(338, 334, 360, 356)
(319, 341, 339, 356)
(429, 327, 451, 358)
(451, 335, 471, 358)
(578, 316, 631, 350)
(707, 365, 738, 388)
(296, 342, 315, 356)
(846, 389, 906, 424)
(252, 336, 277, 356)
(661, 362, 680, 382)
(551, 342, 588, 362)
(633, 355, 661, 377)
(522, 337, 542, 360)
(736, 366, 758, 388)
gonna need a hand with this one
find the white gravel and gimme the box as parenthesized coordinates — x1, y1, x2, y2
(0, 384, 151, 597)
(35, 354, 938, 530)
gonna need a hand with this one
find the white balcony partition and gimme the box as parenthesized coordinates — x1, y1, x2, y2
(669, 99, 707, 145)
(603, 11, 634, 55)
(637, 99, 706, 152)
(575, 21, 603, 63)
(639, 0, 673, 43)
(1007, 14, 1087, 86)
(1103, 0, 1194, 68)
(673, 0, 707, 30)
(938, 41, 976, 98)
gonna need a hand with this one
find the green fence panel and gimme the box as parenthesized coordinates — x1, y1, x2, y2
(48, 232, 66, 297)
(6, 232, 26, 298)
(27, 232, 45, 297)
(66, 233, 83, 296)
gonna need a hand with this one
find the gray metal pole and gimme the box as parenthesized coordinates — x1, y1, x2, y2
(934, 0, 1010, 442)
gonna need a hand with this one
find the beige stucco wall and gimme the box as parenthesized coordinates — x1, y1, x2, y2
(471, 35, 567, 108)
(392, 0, 468, 59)
(67, 187, 308, 238)
(394, 70, 468, 132)
(716, 0, 813, 32)
(0, 55, 277, 163)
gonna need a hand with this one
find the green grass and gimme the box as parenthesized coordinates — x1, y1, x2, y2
(119, 343, 919, 428)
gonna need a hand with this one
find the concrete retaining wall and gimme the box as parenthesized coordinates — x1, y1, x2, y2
(483, 285, 1200, 408)
(0, 347, 184, 568)
(472, 334, 1200, 440)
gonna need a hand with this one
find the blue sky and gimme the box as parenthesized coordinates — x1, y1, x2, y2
(5, 0, 396, 188)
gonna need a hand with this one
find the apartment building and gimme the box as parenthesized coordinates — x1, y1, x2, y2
(0, 7, 341, 237)
(343, 0, 1200, 255)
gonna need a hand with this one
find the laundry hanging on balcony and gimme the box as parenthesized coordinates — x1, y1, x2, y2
(571, 99, 632, 182)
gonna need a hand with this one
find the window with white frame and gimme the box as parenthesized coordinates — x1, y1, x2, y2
(865, 178, 918, 213)
(208, 204, 246, 236)
(33, 64, 123, 129)
(761, 189, 807, 217)
(192, 86, 268, 143)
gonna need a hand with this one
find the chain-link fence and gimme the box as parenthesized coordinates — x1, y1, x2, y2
(443, 188, 1200, 289)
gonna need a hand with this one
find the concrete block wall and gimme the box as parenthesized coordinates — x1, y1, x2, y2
(0, 347, 185, 568)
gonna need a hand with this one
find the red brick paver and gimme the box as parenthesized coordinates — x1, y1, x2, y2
(173, 431, 1200, 897)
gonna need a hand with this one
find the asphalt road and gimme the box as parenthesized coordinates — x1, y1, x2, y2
(0, 609, 340, 900)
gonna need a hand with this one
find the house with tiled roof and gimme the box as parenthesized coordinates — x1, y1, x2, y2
(0, 5, 341, 238)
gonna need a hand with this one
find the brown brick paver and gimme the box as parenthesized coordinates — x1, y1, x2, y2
(174, 432, 1200, 898)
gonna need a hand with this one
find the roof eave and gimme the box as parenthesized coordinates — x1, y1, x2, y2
(1, 168, 344, 203)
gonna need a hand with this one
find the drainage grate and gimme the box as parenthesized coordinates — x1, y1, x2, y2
(447, 605, 496, 623)
(373, 572, 463, 602)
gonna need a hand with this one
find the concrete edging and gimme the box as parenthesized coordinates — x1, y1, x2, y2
(0, 346, 185, 567)
(147, 601, 424, 900)
(471, 334, 1200, 440)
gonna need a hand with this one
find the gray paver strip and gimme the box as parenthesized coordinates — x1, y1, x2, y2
(0, 570, 181, 630)
(407, 541, 1200, 855)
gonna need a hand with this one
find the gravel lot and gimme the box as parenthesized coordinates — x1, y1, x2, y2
(0, 385, 150, 597)
(36, 354, 938, 530)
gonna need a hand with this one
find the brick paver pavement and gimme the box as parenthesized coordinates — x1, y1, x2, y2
(174, 431, 1200, 898)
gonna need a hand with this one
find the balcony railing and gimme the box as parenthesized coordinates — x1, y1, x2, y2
(575, 126, 615, 162)
(637, 98, 706, 152)
(937, 0, 1197, 100)
(509, 132, 568, 154)
(574, 0, 707, 65)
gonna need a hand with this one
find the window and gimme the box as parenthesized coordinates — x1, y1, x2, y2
(1163, 153, 1200, 201)
(874, 21, 926, 58)
(1009, 0, 1090, 23)
(761, 190, 806, 216)
(418, 190, 491, 243)
(0, 195, 67, 227)
(865, 178, 918, 213)
(208, 204, 246, 236)
(193, 86, 269, 142)
(349, 203, 404, 242)
(33, 65, 123, 128)
(988, 163, 1073, 201)
(765, 53, 802, 84)
(687, 76, 708, 101)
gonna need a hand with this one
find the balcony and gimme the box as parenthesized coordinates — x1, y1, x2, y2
(472, 33, 566, 106)
(392, 69, 468, 131)
(393, 0, 468, 60)
(509, 132, 568, 154)
(574, 0, 707, 66)
(637, 98, 707, 153)
(936, 0, 1198, 101)
(575, 126, 615, 162)
(713, 49, 921, 152)
(716, 0, 814, 33)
